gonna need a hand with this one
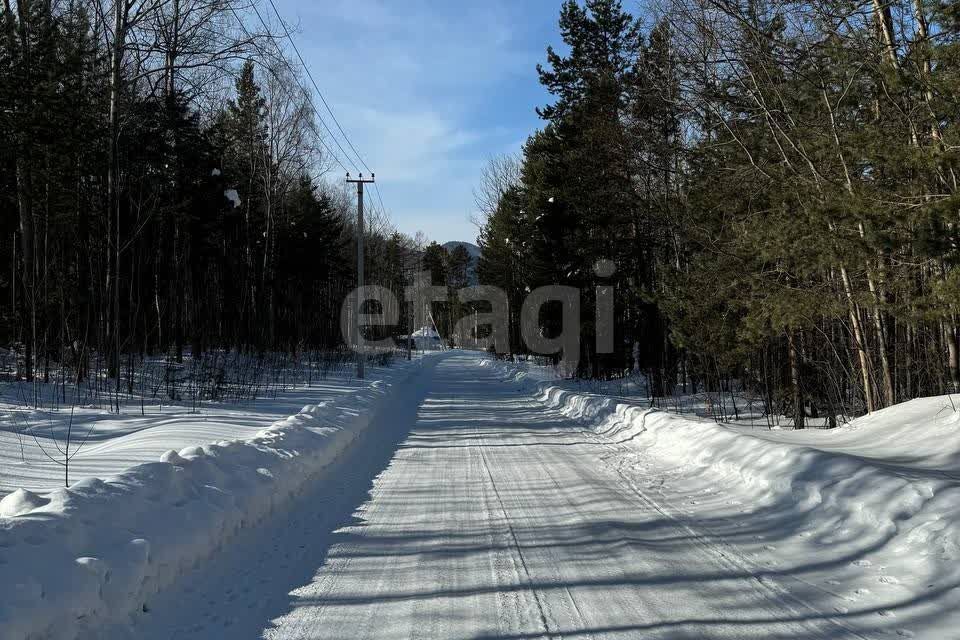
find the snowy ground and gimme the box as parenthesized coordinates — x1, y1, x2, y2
(513, 357, 854, 428)
(4, 351, 959, 639)
(0, 361, 405, 498)
(491, 356, 960, 638)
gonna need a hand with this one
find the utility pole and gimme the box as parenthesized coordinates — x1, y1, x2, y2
(346, 172, 375, 379)
(406, 248, 413, 360)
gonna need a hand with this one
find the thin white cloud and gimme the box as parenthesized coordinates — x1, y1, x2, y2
(349, 107, 482, 182)
(273, 0, 552, 241)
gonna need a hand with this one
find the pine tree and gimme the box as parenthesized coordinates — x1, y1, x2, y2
(222, 60, 269, 349)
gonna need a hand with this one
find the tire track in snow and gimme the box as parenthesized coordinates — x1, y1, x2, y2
(476, 442, 555, 638)
(581, 425, 876, 640)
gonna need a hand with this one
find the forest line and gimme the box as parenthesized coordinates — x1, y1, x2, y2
(0, 0, 449, 406)
(474, 0, 960, 425)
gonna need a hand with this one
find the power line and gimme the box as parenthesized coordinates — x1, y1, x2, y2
(247, 2, 361, 175)
(257, 1, 396, 229)
(233, 1, 395, 227)
(226, 3, 353, 174)
(372, 182, 388, 218)
(264, 0, 373, 175)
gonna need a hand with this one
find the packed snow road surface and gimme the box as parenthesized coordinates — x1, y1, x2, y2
(121, 353, 901, 639)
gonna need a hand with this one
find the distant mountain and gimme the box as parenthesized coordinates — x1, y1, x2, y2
(441, 241, 481, 260)
(442, 241, 482, 285)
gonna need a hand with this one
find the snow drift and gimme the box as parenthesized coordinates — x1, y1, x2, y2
(0, 360, 426, 640)
(483, 357, 960, 629)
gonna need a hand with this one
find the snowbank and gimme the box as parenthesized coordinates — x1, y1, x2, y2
(482, 357, 960, 626)
(0, 367, 402, 498)
(0, 360, 427, 640)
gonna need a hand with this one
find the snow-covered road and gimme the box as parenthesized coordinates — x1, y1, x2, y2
(117, 352, 870, 639)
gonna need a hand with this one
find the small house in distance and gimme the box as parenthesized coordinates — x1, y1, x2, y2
(398, 326, 444, 351)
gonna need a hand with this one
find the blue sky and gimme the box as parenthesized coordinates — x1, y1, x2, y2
(272, 0, 564, 244)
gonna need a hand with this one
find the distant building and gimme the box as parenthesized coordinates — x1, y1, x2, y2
(398, 326, 444, 351)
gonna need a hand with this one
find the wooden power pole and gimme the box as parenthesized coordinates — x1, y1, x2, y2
(346, 172, 375, 379)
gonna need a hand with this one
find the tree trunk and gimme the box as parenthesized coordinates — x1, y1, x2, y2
(15, 158, 35, 382)
(6, 0, 36, 381)
(946, 322, 959, 392)
(788, 331, 804, 429)
(838, 266, 875, 413)
(107, 0, 127, 387)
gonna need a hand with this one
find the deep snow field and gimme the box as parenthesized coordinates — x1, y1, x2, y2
(0, 359, 406, 498)
(0, 353, 431, 640)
